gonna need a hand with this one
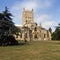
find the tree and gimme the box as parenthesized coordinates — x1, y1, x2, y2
(0, 7, 20, 45)
(3, 7, 15, 35)
(2, 7, 20, 35)
(52, 23, 60, 40)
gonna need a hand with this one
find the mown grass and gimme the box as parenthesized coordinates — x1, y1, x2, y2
(0, 41, 60, 60)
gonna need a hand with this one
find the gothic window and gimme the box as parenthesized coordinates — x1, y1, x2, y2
(20, 33, 22, 38)
(44, 34, 46, 38)
(26, 20, 27, 23)
(34, 35, 38, 38)
(34, 27, 37, 31)
(25, 33, 27, 38)
(40, 30, 41, 32)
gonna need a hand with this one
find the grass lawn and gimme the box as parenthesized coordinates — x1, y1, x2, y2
(0, 41, 60, 60)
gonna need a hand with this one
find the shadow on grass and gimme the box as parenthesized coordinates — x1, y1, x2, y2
(18, 42, 27, 45)
(56, 42, 60, 45)
(0, 35, 30, 46)
(0, 42, 30, 46)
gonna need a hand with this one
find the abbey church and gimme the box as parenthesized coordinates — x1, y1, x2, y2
(15, 8, 51, 41)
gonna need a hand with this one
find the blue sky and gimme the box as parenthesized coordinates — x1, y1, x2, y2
(0, 0, 60, 31)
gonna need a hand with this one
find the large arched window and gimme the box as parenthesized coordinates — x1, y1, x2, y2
(20, 33, 22, 38)
(34, 27, 37, 31)
(34, 34, 38, 38)
(26, 20, 27, 23)
(25, 33, 27, 38)
(44, 34, 46, 38)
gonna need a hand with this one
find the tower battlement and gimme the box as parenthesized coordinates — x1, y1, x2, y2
(22, 8, 34, 25)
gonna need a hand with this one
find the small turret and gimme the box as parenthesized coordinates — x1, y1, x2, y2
(32, 9, 33, 11)
(23, 8, 25, 11)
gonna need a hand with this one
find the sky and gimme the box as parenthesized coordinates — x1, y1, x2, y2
(0, 0, 60, 32)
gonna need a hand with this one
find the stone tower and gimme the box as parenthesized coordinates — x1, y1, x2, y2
(22, 8, 34, 26)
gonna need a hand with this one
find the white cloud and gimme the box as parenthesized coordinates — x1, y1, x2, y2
(36, 14, 57, 32)
(11, 1, 37, 10)
(22, 1, 37, 10)
(36, 14, 52, 23)
(42, 21, 56, 28)
(37, 0, 53, 9)
(10, 0, 56, 32)
(10, 0, 37, 25)
(10, 0, 53, 24)
(42, 21, 57, 32)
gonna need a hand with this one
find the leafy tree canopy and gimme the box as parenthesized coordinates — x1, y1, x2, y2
(52, 23, 60, 40)
(0, 7, 20, 37)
